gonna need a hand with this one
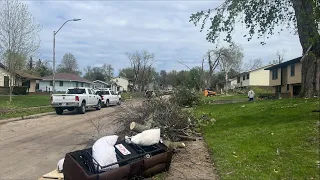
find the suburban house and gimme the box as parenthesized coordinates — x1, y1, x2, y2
(111, 76, 133, 92)
(234, 64, 274, 88)
(0, 63, 42, 94)
(93, 80, 118, 92)
(265, 56, 302, 97)
(39, 73, 93, 92)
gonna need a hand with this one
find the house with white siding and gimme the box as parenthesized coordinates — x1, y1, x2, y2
(0, 63, 41, 94)
(111, 76, 133, 92)
(234, 64, 274, 88)
(93, 80, 118, 92)
(39, 73, 93, 92)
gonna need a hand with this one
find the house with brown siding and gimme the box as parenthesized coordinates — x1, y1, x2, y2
(265, 57, 302, 97)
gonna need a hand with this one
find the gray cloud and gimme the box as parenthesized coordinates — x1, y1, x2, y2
(26, 0, 302, 75)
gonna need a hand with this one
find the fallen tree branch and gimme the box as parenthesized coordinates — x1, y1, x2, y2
(162, 140, 186, 149)
(130, 121, 150, 133)
(177, 135, 203, 141)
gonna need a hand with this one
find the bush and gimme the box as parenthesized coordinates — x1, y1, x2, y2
(250, 86, 273, 99)
(170, 86, 200, 107)
(12, 86, 28, 95)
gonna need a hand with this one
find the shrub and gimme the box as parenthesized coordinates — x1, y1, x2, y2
(170, 86, 200, 107)
(12, 86, 28, 95)
(250, 86, 273, 99)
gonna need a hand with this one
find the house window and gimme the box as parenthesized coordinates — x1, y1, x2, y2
(247, 74, 250, 79)
(243, 76, 245, 80)
(76, 82, 79, 87)
(4, 76, 9, 87)
(290, 64, 295, 76)
(50, 81, 53, 86)
(272, 69, 278, 80)
(81, 82, 84, 87)
(237, 77, 240, 83)
(287, 84, 290, 91)
(59, 81, 63, 86)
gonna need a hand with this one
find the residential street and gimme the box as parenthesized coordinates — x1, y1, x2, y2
(0, 104, 129, 180)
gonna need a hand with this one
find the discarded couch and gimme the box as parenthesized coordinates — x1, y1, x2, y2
(63, 140, 173, 180)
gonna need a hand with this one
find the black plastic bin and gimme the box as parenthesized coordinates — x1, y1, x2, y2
(63, 140, 173, 180)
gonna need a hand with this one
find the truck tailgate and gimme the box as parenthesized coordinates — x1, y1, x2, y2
(52, 94, 76, 103)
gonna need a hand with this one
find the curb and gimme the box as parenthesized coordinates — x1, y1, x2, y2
(0, 111, 55, 125)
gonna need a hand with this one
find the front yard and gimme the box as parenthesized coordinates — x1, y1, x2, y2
(196, 98, 319, 179)
(0, 95, 53, 119)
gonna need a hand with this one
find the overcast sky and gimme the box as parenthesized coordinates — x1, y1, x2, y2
(25, 0, 303, 76)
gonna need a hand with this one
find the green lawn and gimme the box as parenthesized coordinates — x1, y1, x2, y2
(0, 95, 51, 108)
(201, 94, 248, 102)
(0, 106, 53, 120)
(195, 98, 319, 179)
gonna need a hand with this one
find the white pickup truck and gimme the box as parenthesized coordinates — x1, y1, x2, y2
(51, 87, 102, 115)
(95, 89, 121, 107)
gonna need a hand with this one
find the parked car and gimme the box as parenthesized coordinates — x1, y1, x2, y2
(51, 87, 102, 115)
(95, 89, 121, 107)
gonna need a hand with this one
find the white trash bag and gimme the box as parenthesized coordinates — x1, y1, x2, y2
(57, 158, 65, 172)
(125, 128, 160, 146)
(92, 135, 119, 171)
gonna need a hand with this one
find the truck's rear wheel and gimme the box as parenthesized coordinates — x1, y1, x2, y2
(55, 108, 63, 115)
(117, 99, 121, 105)
(78, 102, 86, 114)
(106, 100, 110, 107)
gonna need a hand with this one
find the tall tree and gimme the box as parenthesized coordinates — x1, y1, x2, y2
(83, 66, 105, 81)
(159, 70, 167, 88)
(103, 64, 114, 82)
(119, 67, 134, 80)
(214, 43, 244, 94)
(27, 57, 33, 71)
(125, 50, 154, 91)
(243, 58, 263, 71)
(57, 53, 81, 75)
(190, 0, 320, 97)
(0, 0, 40, 101)
(35, 59, 52, 77)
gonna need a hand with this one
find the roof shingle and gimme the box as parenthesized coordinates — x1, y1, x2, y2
(42, 73, 92, 83)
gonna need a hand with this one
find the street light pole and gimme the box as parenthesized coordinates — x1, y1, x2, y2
(52, 18, 81, 93)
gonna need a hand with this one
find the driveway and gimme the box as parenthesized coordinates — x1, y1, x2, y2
(0, 103, 130, 180)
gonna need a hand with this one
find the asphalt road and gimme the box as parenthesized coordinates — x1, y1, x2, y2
(0, 104, 128, 180)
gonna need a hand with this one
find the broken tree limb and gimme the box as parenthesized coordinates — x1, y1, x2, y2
(177, 135, 203, 141)
(130, 122, 150, 133)
(162, 140, 186, 150)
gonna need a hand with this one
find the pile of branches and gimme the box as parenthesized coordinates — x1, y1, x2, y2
(114, 96, 203, 150)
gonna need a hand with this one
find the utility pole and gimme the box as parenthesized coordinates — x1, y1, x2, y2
(52, 18, 81, 93)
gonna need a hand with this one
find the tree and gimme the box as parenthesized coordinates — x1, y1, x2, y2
(35, 59, 52, 77)
(83, 66, 105, 81)
(103, 64, 114, 82)
(0, 0, 41, 101)
(57, 53, 81, 75)
(190, 0, 320, 97)
(159, 70, 168, 88)
(243, 58, 263, 71)
(214, 43, 244, 94)
(125, 50, 154, 91)
(27, 57, 33, 71)
(83, 64, 114, 82)
(119, 67, 134, 80)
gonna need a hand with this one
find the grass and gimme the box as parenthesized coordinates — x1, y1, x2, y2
(0, 94, 51, 108)
(0, 106, 53, 120)
(195, 98, 319, 179)
(0, 95, 53, 120)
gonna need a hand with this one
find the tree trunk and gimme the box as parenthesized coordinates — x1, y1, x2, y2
(225, 71, 228, 95)
(292, 0, 320, 97)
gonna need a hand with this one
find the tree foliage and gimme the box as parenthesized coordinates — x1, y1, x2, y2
(190, 0, 320, 97)
(57, 53, 81, 75)
(0, 0, 40, 101)
(83, 64, 114, 82)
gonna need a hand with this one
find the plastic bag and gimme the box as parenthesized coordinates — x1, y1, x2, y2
(126, 129, 160, 146)
(92, 135, 119, 171)
(57, 158, 65, 172)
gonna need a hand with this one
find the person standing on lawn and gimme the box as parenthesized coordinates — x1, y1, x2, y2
(248, 89, 255, 101)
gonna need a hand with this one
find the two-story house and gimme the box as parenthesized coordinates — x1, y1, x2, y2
(93, 80, 118, 92)
(234, 64, 273, 88)
(265, 57, 302, 97)
(111, 76, 133, 92)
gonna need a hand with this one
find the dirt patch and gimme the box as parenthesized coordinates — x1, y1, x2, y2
(159, 140, 218, 180)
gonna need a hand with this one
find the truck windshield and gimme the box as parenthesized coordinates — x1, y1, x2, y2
(67, 89, 86, 94)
